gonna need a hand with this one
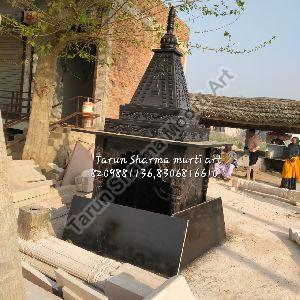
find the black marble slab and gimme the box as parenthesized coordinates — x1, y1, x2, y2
(173, 197, 226, 269)
(63, 196, 188, 277)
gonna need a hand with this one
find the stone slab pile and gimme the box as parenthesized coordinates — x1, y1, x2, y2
(22, 261, 59, 295)
(56, 268, 108, 300)
(7, 156, 76, 239)
(21, 236, 196, 300)
(18, 236, 122, 290)
(17, 205, 197, 299)
(8, 158, 53, 203)
(231, 177, 300, 206)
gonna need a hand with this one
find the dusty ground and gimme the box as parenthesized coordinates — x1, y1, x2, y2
(182, 180, 300, 300)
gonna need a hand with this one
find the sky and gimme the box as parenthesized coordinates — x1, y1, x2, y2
(178, 0, 300, 100)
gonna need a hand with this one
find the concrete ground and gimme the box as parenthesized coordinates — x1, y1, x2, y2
(182, 180, 300, 300)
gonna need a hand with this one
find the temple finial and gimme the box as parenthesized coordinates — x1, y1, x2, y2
(167, 6, 176, 34)
(160, 6, 178, 49)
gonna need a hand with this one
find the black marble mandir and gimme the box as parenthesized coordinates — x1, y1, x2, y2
(64, 6, 228, 276)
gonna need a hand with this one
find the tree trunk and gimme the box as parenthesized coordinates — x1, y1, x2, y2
(0, 115, 25, 300)
(22, 54, 57, 167)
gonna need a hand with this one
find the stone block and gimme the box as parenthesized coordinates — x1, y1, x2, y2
(62, 287, 81, 300)
(104, 272, 154, 300)
(62, 142, 93, 186)
(12, 181, 52, 203)
(18, 205, 51, 240)
(75, 169, 94, 193)
(81, 177, 94, 193)
(22, 261, 58, 295)
(25, 279, 60, 300)
(8, 160, 46, 182)
(144, 275, 196, 300)
(11, 159, 36, 166)
(289, 228, 300, 245)
(55, 268, 108, 300)
(111, 263, 166, 289)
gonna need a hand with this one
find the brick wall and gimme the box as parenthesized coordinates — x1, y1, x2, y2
(93, 2, 190, 124)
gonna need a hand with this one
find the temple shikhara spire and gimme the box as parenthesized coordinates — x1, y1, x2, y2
(105, 6, 209, 142)
(129, 5, 190, 110)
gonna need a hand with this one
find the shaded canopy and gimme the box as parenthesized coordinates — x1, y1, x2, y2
(189, 93, 300, 133)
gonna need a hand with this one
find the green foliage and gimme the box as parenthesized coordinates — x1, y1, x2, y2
(236, 0, 245, 8)
(170, 0, 245, 16)
(0, 0, 274, 61)
(193, 35, 276, 54)
(164, 0, 275, 54)
(1, 0, 115, 58)
(39, 42, 53, 55)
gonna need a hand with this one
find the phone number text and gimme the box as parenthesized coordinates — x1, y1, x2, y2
(91, 168, 217, 179)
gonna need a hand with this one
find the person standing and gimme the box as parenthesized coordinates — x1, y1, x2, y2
(280, 137, 300, 190)
(248, 129, 260, 167)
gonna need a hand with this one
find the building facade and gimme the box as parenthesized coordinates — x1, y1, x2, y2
(0, 2, 32, 108)
(0, 1, 189, 129)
